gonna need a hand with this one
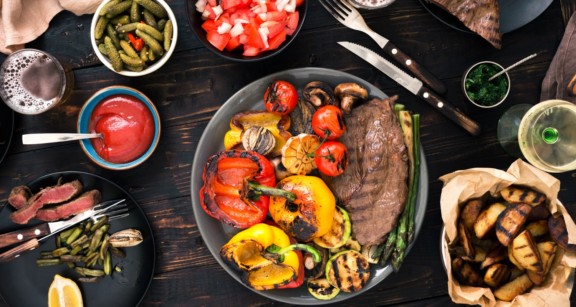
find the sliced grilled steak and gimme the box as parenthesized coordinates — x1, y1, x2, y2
(323, 96, 409, 245)
(7, 186, 32, 209)
(35, 190, 101, 222)
(429, 0, 501, 49)
(10, 180, 83, 224)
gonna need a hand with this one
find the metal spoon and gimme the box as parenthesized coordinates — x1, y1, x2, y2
(22, 133, 102, 145)
(488, 53, 539, 81)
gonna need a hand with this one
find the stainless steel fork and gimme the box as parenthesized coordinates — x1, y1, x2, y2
(90, 199, 130, 222)
(319, 0, 447, 94)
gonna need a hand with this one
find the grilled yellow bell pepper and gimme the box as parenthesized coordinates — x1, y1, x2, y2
(223, 111, 292, 157)
(220, 223, 320, 290)
(268, 175, 336, 242)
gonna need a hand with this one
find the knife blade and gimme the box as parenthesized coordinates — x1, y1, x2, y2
(338, 41, 481, 136)
(0, 199, 124, 262)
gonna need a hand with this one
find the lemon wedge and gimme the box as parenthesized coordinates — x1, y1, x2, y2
(48, 274, 84, 307)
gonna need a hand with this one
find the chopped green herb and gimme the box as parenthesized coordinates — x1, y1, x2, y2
(465, 63, 509, 106)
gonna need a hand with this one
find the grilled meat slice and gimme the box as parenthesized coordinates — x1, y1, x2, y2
(7, 185, 32, 209)
(429, 0, 502, 49)
(10, 180, 83, 224)
(323, 96, 409, 245)
(35, 190, 101, 222)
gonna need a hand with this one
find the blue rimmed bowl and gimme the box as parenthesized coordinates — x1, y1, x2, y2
(78, 86, 161, 170)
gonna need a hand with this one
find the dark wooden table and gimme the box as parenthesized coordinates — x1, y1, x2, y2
(1, 0, 575, 306)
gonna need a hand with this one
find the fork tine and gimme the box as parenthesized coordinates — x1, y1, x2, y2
(319, 0, 346, 21)
(339, 0, 355, 11)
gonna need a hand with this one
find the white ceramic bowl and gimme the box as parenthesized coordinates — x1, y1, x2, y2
(78, 86, 161, 170)
(90, 0, 178, 76)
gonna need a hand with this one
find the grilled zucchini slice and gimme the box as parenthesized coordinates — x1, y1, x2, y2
(307, 278, 340, 300)
(325, 250, 370, 292)
(313, 206, 351, 249)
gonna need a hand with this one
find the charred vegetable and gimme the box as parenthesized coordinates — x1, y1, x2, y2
(241, 126, 276, 156)
(307, 278, 340, 300)
(269, 175, 336, 242)
(289, 99, 316, 135)
(334, 83, 368, 113)
(303, 81, 336, 107)
(199, 150, 276, 228)
(313, 206, 351, 249)
(224, 111, 292, 157)
(281, 133, 321, 175)
(325, 250, 371, 292)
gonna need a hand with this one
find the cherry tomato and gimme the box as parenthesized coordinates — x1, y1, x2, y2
(315, 141, 348, 177)
(264, 80, 298, 116)
(311, 105, 346, 140)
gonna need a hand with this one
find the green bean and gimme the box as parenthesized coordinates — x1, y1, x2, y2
(84, 220, 94, 233)
(105, 0, 133, 19)
(99, 0, 121, 16)
(104, 251, 113, 275)
(60, 255, 83, 263)
(140, 45, 149, 62)
(89, 229, 105, 252)
(157, 19, 167, 31)
(120, 40, 139, 58)
(52, 247, 70, 257)
(59, 227, 75, 241)
(75, 267, 105, 277)
(147, 48, 156, 61)
(163, 19, 173, 51)
(125, 64, 144, 72)
(130, 1, 141, 22)
(104, 36, 123, 71)
(36, 258, 61, 266)
(70, 245, 83, 256)
(136, 29, 163, 56)
(100, 234, 110, 260)
(135, 0, 167, 18)
(70, 234, 89, 248)
(91, 215, 109, 232)
(94, 16, 109, 40)
(65, 227, 83, 245)
(142, 9, 158, 29)
(136, 23, 164, 41)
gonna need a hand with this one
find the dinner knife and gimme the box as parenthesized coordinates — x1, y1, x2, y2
(338, 41, 481, 136)
(0, 199, 124, 262)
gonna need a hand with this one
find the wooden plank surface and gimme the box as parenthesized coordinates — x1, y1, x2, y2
(0, 0, 575, 306)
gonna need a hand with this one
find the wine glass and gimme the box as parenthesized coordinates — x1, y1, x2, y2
(497, 99, 576, 173)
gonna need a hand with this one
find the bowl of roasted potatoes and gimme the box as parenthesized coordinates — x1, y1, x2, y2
(440, 160, 576, 305)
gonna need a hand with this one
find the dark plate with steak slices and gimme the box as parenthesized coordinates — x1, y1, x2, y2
(0, 171, 155, 307)
(0, 102, 14, 166)
(190, 67, 429, 304)
(419, 0, 553, 34)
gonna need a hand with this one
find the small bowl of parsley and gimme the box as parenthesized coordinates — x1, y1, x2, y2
(462, 61, 510, 108)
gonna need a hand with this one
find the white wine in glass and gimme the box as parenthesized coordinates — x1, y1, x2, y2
(517, 100, 576, 173)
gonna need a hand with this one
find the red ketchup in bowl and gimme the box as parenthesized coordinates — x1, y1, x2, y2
(89, 94, 154, 164)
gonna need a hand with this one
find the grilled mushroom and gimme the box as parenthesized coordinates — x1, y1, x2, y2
(241, 126, 276, 156)
(303, 81, 336, 107)
(334, 82, 369, 113)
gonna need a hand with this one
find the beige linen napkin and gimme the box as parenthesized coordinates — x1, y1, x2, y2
(0, 0, 102, 54)
(541, 12, 576, 103)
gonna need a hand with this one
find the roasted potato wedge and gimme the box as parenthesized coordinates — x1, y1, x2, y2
(458, 222, 475, 258)
(484, 263, 510, 288)
(525, 220, 549, 239)
(474, 202, 507, 239)
(495, 204, 532, 246)
(527, 204, 551, 221)
(452, 257, 483, 287)
(508, 244, 525, 271)
(460, 199, 484, 230)
(548, 214, 576, 252)
(500, 186, 545, 206)
(493, 274, 534, 302)
(480, 246, 506, 270)
(527, 241, 557, 286)
(511, 230, 543, 273)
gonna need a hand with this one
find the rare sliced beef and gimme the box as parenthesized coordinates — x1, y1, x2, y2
(429, 0, 501, 49)
(35, 190, 101, 222)
(10, 180, 83, 224)
(7, 186, 32, 209)
(323, 96, 409, 246)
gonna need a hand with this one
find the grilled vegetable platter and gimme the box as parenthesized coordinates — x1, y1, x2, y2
(191, 67, 429, 304)
(0, 171, 155, 307)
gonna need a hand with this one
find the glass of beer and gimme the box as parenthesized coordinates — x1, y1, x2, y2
(0, 49, 74, 115)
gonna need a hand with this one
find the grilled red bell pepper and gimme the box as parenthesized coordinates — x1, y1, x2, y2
(200, 150, 276, 229)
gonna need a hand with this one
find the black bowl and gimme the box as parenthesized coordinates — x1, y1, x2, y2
(186, 0, 308, 62)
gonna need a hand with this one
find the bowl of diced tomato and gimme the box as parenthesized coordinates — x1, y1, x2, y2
(187, 0, 307, 61)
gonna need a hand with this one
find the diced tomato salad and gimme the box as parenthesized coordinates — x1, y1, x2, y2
(195, 0, 304, 56)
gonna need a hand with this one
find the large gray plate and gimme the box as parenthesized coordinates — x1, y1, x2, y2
(190, 67, 429, 304)
(420, 0, 554, 34)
